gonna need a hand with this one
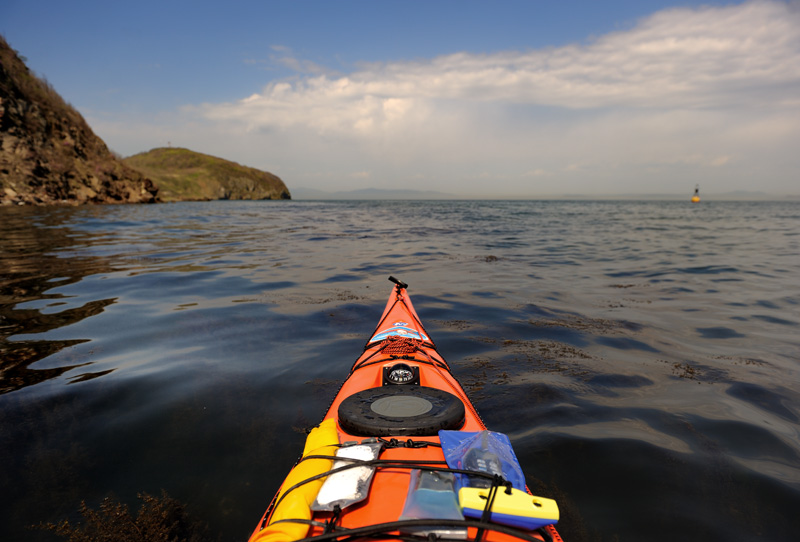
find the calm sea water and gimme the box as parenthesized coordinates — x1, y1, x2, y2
(1, 200, 799, 542)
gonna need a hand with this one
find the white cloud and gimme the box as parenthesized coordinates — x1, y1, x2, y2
(207, 1, 799, 121)
(117, 1, 800, 195)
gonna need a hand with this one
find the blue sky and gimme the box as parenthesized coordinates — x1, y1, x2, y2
(2, 0, 799, 197)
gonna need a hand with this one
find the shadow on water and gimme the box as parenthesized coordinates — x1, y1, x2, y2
(0, 207, 201, 539)
(0, 204, 356, 541)
(0, 344, 307, 542)
(0, 207, 116, 540)
(531, 435, 797, 541)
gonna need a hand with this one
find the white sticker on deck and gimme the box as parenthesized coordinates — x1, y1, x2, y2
(370, 321, 429, 342)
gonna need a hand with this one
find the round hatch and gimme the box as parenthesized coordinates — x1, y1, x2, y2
(338, 386, 465, 437)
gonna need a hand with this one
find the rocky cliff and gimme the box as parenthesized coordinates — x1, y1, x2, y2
(124, 147, 290, 202)
(0, 35, 158, 205)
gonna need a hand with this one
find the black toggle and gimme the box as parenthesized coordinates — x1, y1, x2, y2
(388, 276, 409, 289)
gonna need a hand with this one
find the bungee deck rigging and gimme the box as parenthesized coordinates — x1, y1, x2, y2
(247, 277, 563, 542)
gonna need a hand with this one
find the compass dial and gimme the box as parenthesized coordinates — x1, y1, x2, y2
(387, 363, 416, 384)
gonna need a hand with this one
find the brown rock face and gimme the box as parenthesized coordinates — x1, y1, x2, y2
(1, 35, 158, 205)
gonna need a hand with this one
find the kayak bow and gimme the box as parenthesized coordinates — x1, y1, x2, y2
(248, 277, 563, 542)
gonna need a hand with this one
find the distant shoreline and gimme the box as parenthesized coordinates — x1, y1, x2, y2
(289, 187, 797, 201)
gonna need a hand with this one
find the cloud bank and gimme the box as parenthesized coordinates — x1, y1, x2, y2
(114, 1, 800, 196)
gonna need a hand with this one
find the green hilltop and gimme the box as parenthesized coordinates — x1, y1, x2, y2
(124, 147, 291, 202)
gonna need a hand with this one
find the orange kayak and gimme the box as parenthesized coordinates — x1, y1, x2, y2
(248, 277, 564, 542)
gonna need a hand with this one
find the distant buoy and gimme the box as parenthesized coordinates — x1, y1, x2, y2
(691, 184, 700, 203)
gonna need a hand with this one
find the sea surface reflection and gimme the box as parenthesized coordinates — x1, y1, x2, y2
(1, 200, 799, 541)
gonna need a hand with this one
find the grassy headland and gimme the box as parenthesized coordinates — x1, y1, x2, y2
(123, 147, 290, 202)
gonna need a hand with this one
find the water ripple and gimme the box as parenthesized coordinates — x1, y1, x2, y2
(1, 200, 799, 542)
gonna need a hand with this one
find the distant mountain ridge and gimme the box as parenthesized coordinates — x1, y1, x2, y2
(1, 35, 158, 205)
(124, 147, 290, 202)
(293, 187, 787, 201)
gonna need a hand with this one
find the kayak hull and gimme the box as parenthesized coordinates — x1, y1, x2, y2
(248, 279, 563, 542)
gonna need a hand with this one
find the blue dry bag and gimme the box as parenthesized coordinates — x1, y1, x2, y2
(438, 430, 526, 491)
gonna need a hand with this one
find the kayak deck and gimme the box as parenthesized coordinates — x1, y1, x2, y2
(248, 278, 563, 542)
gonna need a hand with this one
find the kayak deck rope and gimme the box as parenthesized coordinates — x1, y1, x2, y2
(350, 338, 447, 373)
(264, 451, 555, 541)
(289, 518, 552, 542)
(378, 437, 442, 449)
(379, 337, 424, 355)
(269, 462, 551, 542)
(475, 477, 513, 542)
